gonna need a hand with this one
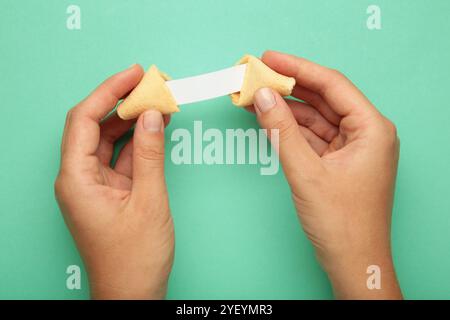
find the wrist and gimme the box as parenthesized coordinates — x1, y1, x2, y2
(87, 263, 170, 300)
(323, 249, 402, 299)
(89, 274, 168, 300)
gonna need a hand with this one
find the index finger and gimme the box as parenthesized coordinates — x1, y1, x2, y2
(61, 64, 144, 161)
(262, 50, 379, 117)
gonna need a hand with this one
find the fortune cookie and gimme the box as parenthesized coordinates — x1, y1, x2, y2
(117, 65, 179, 120)
(117, 55, 296, 119)
(230, 55, 296, 107)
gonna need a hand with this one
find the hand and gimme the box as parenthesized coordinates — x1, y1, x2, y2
(54, 65, 174, 299)
(250, 51, 402, 299)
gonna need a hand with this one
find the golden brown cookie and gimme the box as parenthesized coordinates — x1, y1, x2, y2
(230, 55, 296, 107)
(117, 65, 179, 120)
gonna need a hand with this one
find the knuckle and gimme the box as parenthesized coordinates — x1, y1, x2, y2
(374, 117, 398, 146)
(386, 120, 398, 136)
(65, 109, 72, 120)
(54, 163, 82, 199)
(318, 68, 347, 95)
(271, 118, 298, 140)
(68, 106, 82, 119)
(54, 174, 67, 199)
(324, 127, 338, 142)
(53, 176, 61, 195)
(302, 116, 315, 128)
(300, 108, 317, 127)
(328, 68, 346, 82)
(382, 117, 398, 138)
(65, 108, 74, 123)
(136, 144, 165, 162)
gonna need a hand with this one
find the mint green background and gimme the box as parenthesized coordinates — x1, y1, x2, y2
(0, 0, 449, 299)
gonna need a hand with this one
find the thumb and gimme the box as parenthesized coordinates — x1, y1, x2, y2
(253, 88, 322, 182)
(131, 109, 166, 205)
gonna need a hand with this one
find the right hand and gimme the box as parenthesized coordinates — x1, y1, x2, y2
(250, 51, 402, 299)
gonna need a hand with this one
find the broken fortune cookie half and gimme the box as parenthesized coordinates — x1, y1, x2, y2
(117, 65, 179, 120)
(230, 55, 296, 107)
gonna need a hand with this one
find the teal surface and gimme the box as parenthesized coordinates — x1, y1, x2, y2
(0, 0, 449, 299)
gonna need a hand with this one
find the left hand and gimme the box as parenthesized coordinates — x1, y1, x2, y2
(54, 64, 174, 299)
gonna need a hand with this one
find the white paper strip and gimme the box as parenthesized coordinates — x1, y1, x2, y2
(165, 64, 247, 105)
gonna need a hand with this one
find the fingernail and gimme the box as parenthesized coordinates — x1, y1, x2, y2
(143, 110, 163, 133)
(254, 88, 276, 113)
